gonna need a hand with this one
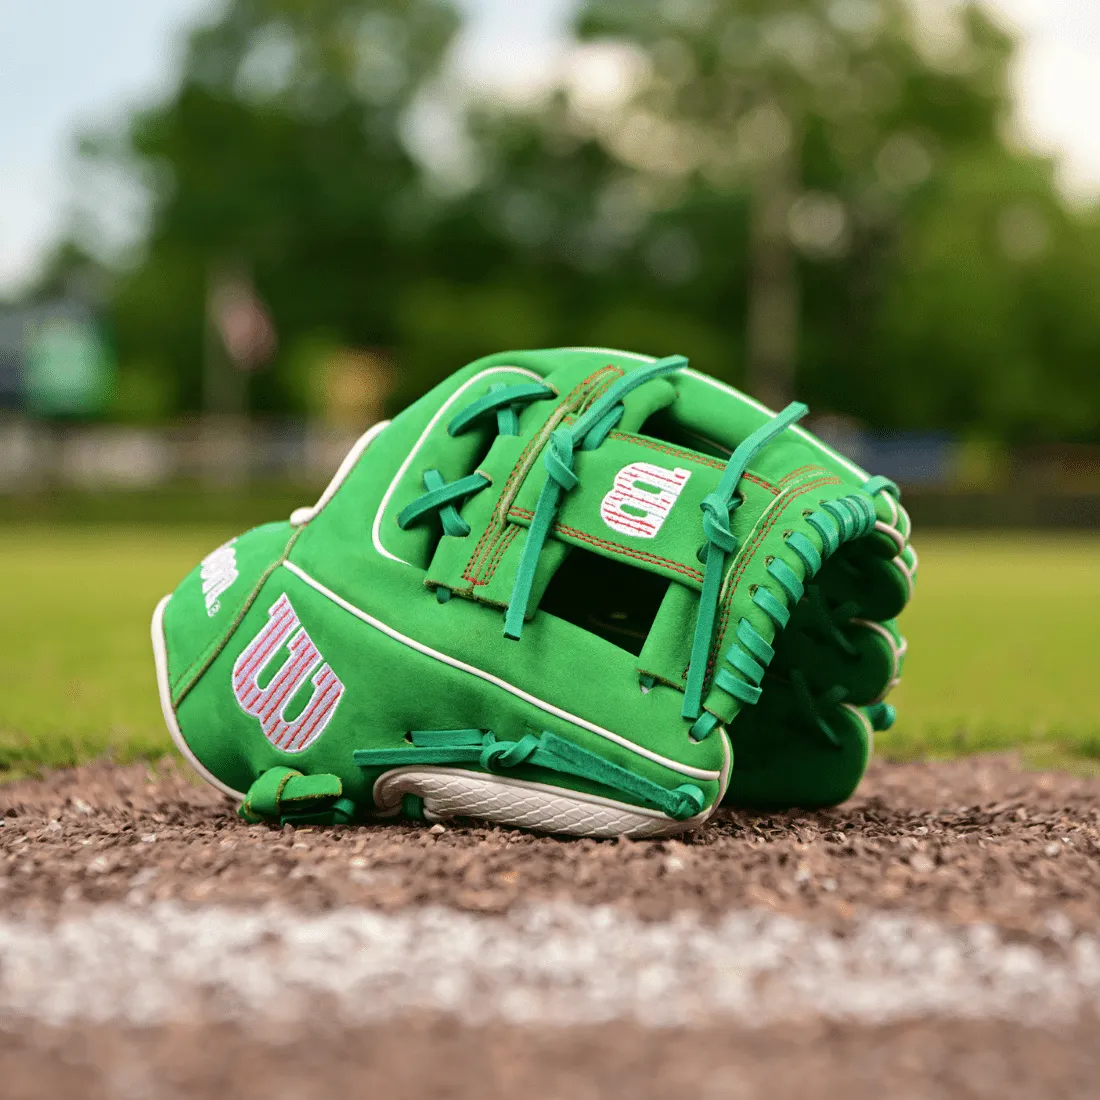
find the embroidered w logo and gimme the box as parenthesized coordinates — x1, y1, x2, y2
(600, 462, 691, 539)
(232, 594, 344, 753)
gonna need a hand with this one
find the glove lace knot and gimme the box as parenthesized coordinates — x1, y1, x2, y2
(502, 355, 688, 640)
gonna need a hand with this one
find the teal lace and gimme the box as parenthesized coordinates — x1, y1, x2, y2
(398, 356, 881, 752)
(688, 490, 878, 742)
(353, 728, 706, 821)
(680, 402, 810, 733)
(503, 355, 688, 639)
(396, 380, 556, 538)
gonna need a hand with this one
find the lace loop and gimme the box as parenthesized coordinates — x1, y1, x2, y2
(862, 474, 900, 498)
(681, 402, 809, 726)
(503, 355, 688, 640)
(544, 428, 580, 491)
(397, 470, 492, 538)
(447, 381, 556, 437)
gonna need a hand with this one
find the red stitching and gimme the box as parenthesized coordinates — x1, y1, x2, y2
(507, 507, 704, 582)
(609, 432, 724, 469)
(475, 523, 518, 585)
(779, 464, 825, 485)
(462, 366, 622, 583)
(598, 432, 781, 494)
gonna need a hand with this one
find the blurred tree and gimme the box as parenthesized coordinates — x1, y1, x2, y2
(457, 0, 1100, 441)
(45, 0, 1100, 444)
(77, 0, 460, 416)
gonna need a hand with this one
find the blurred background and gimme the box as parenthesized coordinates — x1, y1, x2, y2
(1, 0, 1097, 774)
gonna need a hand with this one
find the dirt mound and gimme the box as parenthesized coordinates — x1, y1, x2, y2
(1, 755, 1097, 936)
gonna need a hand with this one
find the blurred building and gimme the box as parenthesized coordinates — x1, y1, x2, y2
(0, 299, 114, 417)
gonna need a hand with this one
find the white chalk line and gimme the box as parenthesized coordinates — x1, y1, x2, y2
(0, 902, 1097, 1033)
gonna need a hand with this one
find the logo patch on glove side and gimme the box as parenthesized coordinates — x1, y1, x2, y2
(600, 462, 691, 539)
(232, 593, 344, 753)
(200, 539, 238, 616)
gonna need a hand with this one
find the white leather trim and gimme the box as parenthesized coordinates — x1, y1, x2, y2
(371, 365, 544, 565)
(559, 346, 658, 363)
(842, 701, 876, 759)
(874, 520, 907, 556)
(290, 420, 391, 527)
(892, 547, 916, 599)
(372, 766, 710, 838)
(851, 617, 908, 703)
(282, 560, 722, 782)
(150, 595, 244, 801)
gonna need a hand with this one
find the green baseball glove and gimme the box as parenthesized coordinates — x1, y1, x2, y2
(152, 347, 914, 837)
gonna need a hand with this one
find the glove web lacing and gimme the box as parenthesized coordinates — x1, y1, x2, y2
(395, 355, 880, 748)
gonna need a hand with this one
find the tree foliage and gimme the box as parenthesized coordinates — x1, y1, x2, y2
(60, 0, 1100, 441)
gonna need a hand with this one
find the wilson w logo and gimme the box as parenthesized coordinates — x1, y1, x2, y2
(232, 594, 344, 753)
(600, 462, 691, 539)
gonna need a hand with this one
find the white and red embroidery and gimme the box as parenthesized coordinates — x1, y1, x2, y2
(232, 593, 344, 753)
(599, 462, 691, 539)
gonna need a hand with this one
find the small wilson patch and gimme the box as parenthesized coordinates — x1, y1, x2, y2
(600, 462, 691, 539)
(200, 539, 239, 617)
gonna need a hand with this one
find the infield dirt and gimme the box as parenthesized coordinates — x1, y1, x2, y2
(0, 755, 1098, 1098)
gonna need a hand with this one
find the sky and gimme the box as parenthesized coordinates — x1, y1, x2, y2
(1, 0, 1098, 295)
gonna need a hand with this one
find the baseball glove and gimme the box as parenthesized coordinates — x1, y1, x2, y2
(152, 347, 915, 837)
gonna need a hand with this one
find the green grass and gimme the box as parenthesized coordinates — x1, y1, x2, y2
(880, 534, 1100, 769)
(0, 526, 1097, 776)
(0, 524, 239, 775)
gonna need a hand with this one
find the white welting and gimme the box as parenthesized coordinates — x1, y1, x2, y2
(0, 902, 1097, 1032)
(371, 366, 543, 565)
(282, 560, 723, 783)
(150, 595, 244, 801)
(289, 419, 391, 527)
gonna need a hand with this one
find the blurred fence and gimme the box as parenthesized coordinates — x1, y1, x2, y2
(2, 415, 1098, 529)
(0, 417, 361, 493)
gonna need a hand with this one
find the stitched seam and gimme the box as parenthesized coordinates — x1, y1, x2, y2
(507, 506, 705, 582)
(475, 523, 519, 586)
(605, 433, 780, 495)
(463, 366, 620, 581)
(462, 366, 622, 583)
(779, 464, 826, 486)
(608, 432, 727, 470)
(578, 371, 620, 414)
(681, 477, 840, 686)
(635, 667, 688, 692)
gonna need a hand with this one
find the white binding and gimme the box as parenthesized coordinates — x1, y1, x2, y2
(875, 521, 907, 555)
(282, 560, 722, 782)
(290, 419, 391, 526)
(851, 617, 908, 702)
(151, 595, 244, 801)
(841, 701, 876, 757)
(371, 365, 543, 565)
(372, 727, 731, 837)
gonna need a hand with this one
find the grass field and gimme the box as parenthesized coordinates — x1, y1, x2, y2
(0, 525, 1097, 777)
